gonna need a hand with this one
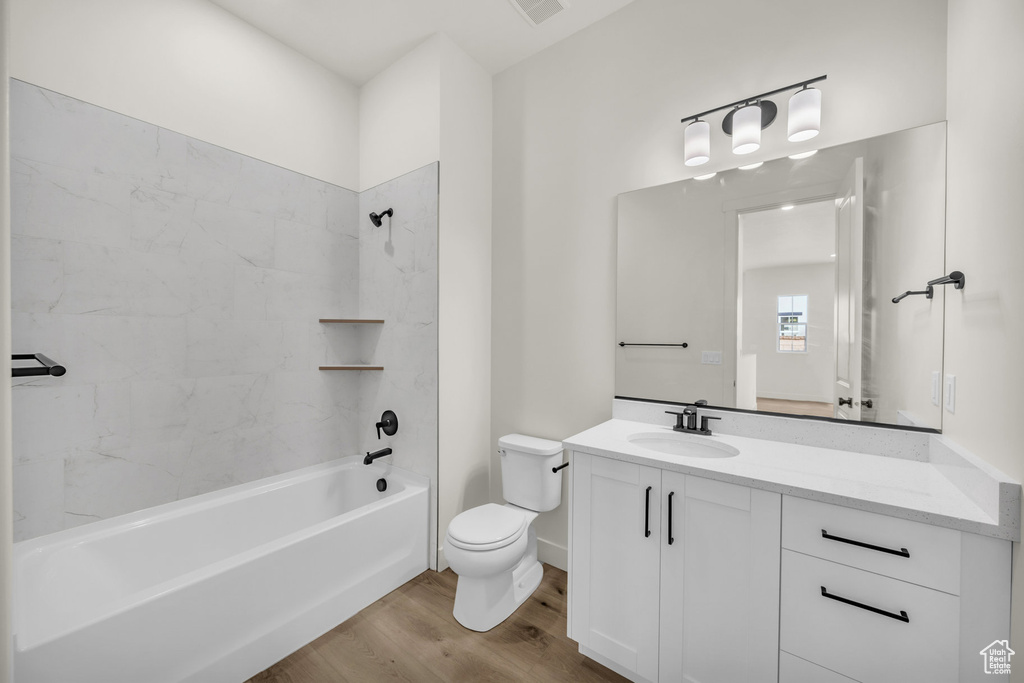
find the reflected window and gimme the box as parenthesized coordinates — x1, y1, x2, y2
(778, 295, 808, 352)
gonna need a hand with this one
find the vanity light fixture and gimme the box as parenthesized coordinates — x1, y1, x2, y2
(780, 204, 795, 211)
(681, 75, 826, 165)
(731, 103, 763, 154)
(684, 119, 711, 166)
(693, 171, 717, 180)
(788, 85, 822, 141)
(738, 161, 763, 170)
(789, 149, 819, 160)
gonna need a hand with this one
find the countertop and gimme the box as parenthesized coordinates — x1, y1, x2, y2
(563, 418, 1018, 541)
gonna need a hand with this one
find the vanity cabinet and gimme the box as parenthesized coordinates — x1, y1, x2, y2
(779, 497, 1011, 683)
(569, 451, 781, 683)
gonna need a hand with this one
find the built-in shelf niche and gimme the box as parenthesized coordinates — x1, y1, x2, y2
(319, 318, 385, 371)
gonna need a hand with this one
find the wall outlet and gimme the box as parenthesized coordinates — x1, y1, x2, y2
(701, 351, 722, 365)
(931, 371, 941, 406)
(944, 374, 956, 414)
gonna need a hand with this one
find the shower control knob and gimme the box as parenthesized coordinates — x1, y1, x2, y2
(376, 410, 399, 439)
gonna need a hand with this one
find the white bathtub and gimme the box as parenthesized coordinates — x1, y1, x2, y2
(13, 456, 429, 683)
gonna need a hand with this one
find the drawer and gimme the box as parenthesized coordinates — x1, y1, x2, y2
(781, 550, 959, 683)
(779, 651, 858, 683)
(783, 496, 961, 594)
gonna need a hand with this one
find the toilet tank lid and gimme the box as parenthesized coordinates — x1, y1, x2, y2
(498, 433, 563, 456)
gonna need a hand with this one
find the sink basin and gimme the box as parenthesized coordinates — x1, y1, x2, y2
(627, 431, 740, 458)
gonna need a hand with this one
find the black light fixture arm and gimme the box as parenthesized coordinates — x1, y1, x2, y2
(680, 75, 827, 123)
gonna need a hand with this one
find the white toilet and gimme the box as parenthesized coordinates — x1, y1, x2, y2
(444, 433, 564, 632)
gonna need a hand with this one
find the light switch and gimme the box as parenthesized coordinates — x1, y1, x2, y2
(944, 374, 956, 413)
(701, 351, 722, 365)
(931, 371, 941, 406)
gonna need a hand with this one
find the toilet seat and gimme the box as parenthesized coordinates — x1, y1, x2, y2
(446, 504, 527, 551)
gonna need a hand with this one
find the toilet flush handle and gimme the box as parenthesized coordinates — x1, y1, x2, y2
(552, 462, 569, 474)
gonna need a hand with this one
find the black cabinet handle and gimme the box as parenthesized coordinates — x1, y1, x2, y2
(667, 492, 675, 545)
(838, 397, 854, 407)
(821, 529, 910, 558)
(644, 486, 652, 538)
(820, 586, 909, 623)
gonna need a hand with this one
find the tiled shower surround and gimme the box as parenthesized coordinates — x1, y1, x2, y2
(9, 79, 438, 542)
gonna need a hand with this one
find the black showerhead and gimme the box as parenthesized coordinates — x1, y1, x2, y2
(369, 208, 393, 227)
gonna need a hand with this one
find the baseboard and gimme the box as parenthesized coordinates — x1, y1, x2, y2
(538, 537, 567, 572)
(436, 545, 450, 572)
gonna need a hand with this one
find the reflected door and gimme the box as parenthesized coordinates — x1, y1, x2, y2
(834, 158, 864, 420)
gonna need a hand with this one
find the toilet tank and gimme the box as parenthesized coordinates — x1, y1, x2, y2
(498, 434, 564, 512)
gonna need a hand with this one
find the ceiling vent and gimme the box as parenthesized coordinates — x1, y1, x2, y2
(508, 0, 568, 26)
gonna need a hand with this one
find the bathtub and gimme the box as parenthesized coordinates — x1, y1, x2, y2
(13, 456, 429, 683)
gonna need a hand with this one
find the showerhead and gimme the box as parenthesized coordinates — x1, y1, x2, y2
(369, 208, 393, 227)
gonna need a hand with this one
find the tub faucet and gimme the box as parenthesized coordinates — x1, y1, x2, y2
(364, 447, 393, 465)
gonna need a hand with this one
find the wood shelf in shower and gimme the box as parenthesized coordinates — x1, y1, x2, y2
(318, 319, 385, 324)
(319, 365, 384, 371)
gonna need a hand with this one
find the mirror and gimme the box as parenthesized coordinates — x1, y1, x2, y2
(616, 122, 946, 430)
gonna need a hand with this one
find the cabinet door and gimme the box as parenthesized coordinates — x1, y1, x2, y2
(571, 452, 662, 682)
(659, 473, 781, 682)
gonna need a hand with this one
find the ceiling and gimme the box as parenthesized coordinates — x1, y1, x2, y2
(209, 0, 640, 85)
(739, 200, 836, 272)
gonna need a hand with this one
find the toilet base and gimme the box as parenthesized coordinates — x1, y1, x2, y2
(452, 529, 542, 632)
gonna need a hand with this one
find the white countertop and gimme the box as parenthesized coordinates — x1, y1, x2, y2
(564, 418, 1018, 540)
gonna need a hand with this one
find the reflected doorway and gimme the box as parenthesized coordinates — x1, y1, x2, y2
(736, 199, 837, 418)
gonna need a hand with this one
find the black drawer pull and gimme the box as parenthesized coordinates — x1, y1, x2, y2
(644, 486, 652, 538)
(667, 492, 675, 545)
(820, 586, 909, 623)
(821, 529, 910, 558)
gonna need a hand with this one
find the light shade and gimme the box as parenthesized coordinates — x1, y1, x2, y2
(684, 120, 711, 166)
(732, 104, 761, 155)
(788, 87, 821, 142)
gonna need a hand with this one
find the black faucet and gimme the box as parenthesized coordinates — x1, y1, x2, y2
(665, 400, 721, 436)
(364, 447, 393, 465)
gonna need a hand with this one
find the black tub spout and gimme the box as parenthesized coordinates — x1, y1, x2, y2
(363, 447, 393, 465)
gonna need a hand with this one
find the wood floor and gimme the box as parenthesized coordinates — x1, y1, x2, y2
(247, 566, 628, 683)
(757, 397, 834, 418)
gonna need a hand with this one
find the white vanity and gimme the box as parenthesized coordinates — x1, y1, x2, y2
(564, 399, 1019, 683)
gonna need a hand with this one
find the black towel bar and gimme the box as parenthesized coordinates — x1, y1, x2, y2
(619, 342, 689, 348)
(11, 353, 66, 378)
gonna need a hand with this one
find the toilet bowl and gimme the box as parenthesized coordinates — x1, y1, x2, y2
(443, 434, 564, 632)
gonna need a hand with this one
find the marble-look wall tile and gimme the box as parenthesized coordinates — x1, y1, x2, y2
(11, 82, 436, 548)
(357, 163, 439, 567)
(11, 82, 362, 541)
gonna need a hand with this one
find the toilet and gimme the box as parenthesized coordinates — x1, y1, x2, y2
(444, 433, 564, 632)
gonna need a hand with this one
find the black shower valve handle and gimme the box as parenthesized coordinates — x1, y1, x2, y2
(376, 410, 399, 439)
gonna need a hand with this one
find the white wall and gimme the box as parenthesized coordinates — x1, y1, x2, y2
(742, 264, 835, 403)
(359, 36, 441, 192)
(10, 0, 359, 189)
(492, 0, 948, 569)
(1, 0, 12, 677)
(945, 0, 1024, 662)
(437, 37, 493, 568)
